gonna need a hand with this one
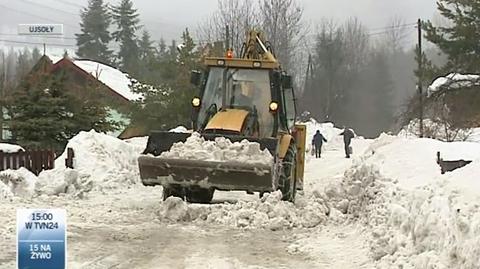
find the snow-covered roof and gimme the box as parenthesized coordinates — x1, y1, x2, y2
(70, 60, 144, 101)
(0, 143, 24, 153)
(428, 73, 480, 97)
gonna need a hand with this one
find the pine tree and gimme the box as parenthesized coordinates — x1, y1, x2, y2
(76, 0, 113, 64)
(130, 29, 200, 131)
(137, 30, 155, 81)
(31, 47, 42, 63)
(5, 71, 117, 150)
(164, 28, 200, 127)
(68, 81, 118, 137)
(139, 30, 155, 61)
(112, 0, 141, 74)
(423, 0, 480, 73)
(157, 38, 167, 58)
(15, 48, 32, 84)
(5, 71, 73, 150)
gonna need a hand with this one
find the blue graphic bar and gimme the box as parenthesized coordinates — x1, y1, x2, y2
(17, 209, 66, 269)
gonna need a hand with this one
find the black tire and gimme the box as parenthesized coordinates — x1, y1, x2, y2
(162, 185, 184, 201)
(278, 143, 297, 202)
(185, 187, 215, 204)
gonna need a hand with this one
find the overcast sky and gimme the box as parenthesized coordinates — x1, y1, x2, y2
(0, 0, 439, 49)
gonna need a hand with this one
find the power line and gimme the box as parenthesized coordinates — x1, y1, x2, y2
(368, 24, 417, 36)
(0, 4, 79, 29)
(0, 33, 77, 40)
(18, 0, 79, 16)
(55, 0, 85, 8)
(51, 0, 84, 9)
(0, 38, 76, 47)
(368, 22, 417, 32)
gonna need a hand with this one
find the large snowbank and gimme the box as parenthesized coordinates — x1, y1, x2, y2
(0, 143, 24, 153)
(0, 130, 143, 200)
(160, 132, 274, 165)
(363, 134, 480, 190)
(428, 73, 480, 96)
(35, 130, 141, 196)
(320, 133, 480, 268)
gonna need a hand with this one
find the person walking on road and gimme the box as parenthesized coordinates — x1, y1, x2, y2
(312, 130, 327, 158)
(340, 127, 355, 158)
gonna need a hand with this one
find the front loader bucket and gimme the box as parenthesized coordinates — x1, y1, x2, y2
(138, 131, 279, 192)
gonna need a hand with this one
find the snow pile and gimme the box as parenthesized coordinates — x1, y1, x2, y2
(156, 191, 330, 230)
(428, 73, 480, 96)
(35, 130, 142, 196)
(123, 136, 148, 154)
(301, 119, 346, 153)
(321, 134, 480, 268)
(0, 168, 36, 199)
(160, 132, 274, 166)
(0, 143, 24, 153)
(363, 134, 480, 190)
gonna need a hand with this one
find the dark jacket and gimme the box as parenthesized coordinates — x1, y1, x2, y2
(313, 133, 327, 146)
(340, 129, 354, 144)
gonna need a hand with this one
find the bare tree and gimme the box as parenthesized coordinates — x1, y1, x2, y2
(307, 20, 345, 121)
(383, 16, 410, 53)
(259, 0, 305, 72)
(342, 18, 369, 73)
(197, 0, 258, 56)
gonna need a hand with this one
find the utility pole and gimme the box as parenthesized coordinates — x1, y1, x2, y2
(302, 54, 315, 115)
(303, 54, 312, 109)
(417, 18, 424, 138)
(225, 25, 230, 54)
(0, 52, 5, 141)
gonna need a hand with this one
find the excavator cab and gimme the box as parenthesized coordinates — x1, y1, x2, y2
(194, 67, 274, 137)
(138, 30, 306, 203)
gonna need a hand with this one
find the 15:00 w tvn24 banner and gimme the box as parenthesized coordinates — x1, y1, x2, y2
(17, 209, 66, 269)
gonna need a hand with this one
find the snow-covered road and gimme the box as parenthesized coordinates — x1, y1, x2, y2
(0, 123, 376, 269)
(3, 120, 479, 268)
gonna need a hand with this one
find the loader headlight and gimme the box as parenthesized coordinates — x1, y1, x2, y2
(269, 101, 278, 112)
(253, 61, 262, 68)
(192, 97, 201, 107)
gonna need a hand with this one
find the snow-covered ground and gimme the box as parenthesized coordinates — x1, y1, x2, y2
(1, 120, 480, 268)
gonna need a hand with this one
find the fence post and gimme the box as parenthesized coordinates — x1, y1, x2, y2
(48, 150, 55, 170)
(0, 151, 4, 171)
(65, 148, 74, 169)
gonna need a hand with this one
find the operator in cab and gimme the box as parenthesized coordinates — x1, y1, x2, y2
(231, 82, 255, 108)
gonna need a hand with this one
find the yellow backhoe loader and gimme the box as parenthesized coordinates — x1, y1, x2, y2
(138, 30, 306, 203)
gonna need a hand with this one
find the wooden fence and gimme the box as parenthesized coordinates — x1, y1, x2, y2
(0, 150, 57, 175)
